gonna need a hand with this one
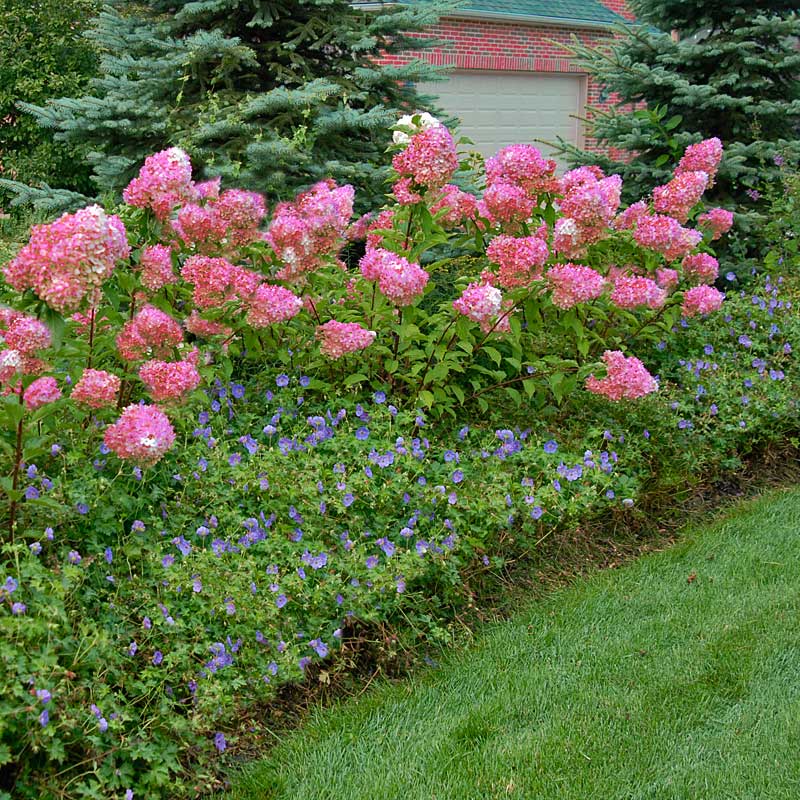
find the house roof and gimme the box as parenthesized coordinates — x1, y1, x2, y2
(354, 0, 625, 29)
(453, 0, 624, 26)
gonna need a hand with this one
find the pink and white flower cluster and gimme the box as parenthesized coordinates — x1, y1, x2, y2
(556, 166, 622, 256)
(359, 248, 429, 306)
(104, 404, 176, 467)
(586, 350, 658, 401)
(610, 275, 667, 310)
(486, 233, 548, 288)
(267, 180, 354, 281)
(116, 305, 184, 362)
(139, 356, 201, 403)
(481, 144, 558, 226)
(0, 311, 51, 386)
(122, 148, 196, 220)
(546, 263, 606, 309)
(453, 281, 505, 333)
(71, 369, 121, 409)
(316, 321, 376, 359)
(392, 124, 458, 191)
(4, 206, 130, 313)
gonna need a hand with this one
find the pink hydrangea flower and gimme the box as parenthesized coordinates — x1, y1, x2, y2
(392, 125, 458, 190)
(485, 144, 558, 195)
(267, 180, 354, 281)
(172, 189, 267, 252)
(139, 358, 201, 403)
(675, 138, 723, 183)
(559, 172, 621, 228)
(71, 369, 121, 409)
(613, 200, 649, 231)
(656, 268, 680, 290)
(4, 316, 51, 356)
(697, 208, 734, 240)
(245, 284, 304, 328)
(116, 305, 184, 361)
(486, 234, 549, 288)
(546, 263, 606, 309)
(610, 275, 667, 310)
(4, 206, 130, 313)
(481, 182, 535, 226)
(23, 376, 61, 410)
(365, 209, 395, 250)
(316, 321, 376, 359)
(430, 184, 478, 228)
(652, 171, 709, 223)
(682, 285, 724, 317)
(138, 244, 176, 292)
(122, 147, 196, 220)
(104, 404, 176, 467)
(453, 281, 504, 332)
(586, 350, 658, 401)
(359, 248, 429, 306)
(180, 255, 260, 309)
(681, 253, 719, 284)
(183, 311, 233, 339)
(633, 214, 703, 261)
(553, 217, 585, 258)
(392, 177, 423, 206)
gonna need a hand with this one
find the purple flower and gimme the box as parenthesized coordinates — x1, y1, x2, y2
(373, 391, 386, 403)
(98, 717, 109, 732)
(530, 506, 543, 520)
(39, 709, 49, 727)
(355, 427, 370, 441)
(214, 732, 227, 752)
(276, 594, 288, 609)
(543, 439, 558, 454)
(76, 503, 89, 515)
(365, 555, 379, 569)
(29, 542, 42, 555)
(24, 486, 39, 500)
(3, 576, 17, 594)
(452, 469, 464, 484)
(131, 520, 146, 533)
(11, 602, 26, 615)
(172, 536, 192, 556)
(298, 656, 312, 672)
(161, 554, 175, 568)
(152, 650, 163, 666)
(276, 374, 290, 388)
(443, 449, 459, 463)
(309, 639, 329, 658)
(36, 689, 51, 705)
(128, 641, 138, 656)
(231, 383, 245, 399)
(104, 547, 113, 564)
(738, 335, 752, 348)
(343, 493, 355, 508)
(377, 538, 395, 557)
(67, 550, 81, 565)
(228, 453, 242, 467)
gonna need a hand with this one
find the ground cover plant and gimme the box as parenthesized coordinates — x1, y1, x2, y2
(0, 116, 797, 798)
(225, 487, 800, 800)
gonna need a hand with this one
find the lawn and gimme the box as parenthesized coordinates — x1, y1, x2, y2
(227, 487, 800, 800)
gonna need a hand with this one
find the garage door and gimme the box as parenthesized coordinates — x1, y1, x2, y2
(419, 71, 584, 168)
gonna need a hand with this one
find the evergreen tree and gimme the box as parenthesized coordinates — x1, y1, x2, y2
(0, 0, 99, 208)
(2, 0, 452, 213)
(557, 0, 800, 267)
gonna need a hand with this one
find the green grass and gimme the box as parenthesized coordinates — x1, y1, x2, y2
(227, 488, 800, 800)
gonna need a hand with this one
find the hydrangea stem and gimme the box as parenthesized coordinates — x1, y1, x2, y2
(8, 389, 24, 541)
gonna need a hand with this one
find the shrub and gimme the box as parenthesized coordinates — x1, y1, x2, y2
(3, 117, 795, 798)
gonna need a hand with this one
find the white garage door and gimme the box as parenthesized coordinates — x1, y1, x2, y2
(420, 71, 584, 168)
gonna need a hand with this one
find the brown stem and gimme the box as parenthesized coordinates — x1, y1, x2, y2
(86, 307, 96, 370)
(403, 209, 414, 253)
(8, 389, 24, 541)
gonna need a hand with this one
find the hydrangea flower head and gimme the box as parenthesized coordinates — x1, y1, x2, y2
(359, 248, 428, 306)
(633, 214, 703, 261)
(546, 263, 606, 309)
(675, 138, 723, 183)
(104, 404, 176, 467)
(652, 171, 709, 223)
(430, 184, 478, 228)
(485, 144, 558, 196)
(116, 305, 183, 361)
(486, 234, 548, 288)
(139, 357, 201, 403)
(697, 207, 734, 240)
(681, 253, 719, 284)
(316, 321, 376, 359)
(23, 377, 61, 410)
(138, 244, 176, 292)
(4, 315, 51, 356)
(4, 205, 130, 313)
(682, 285, 724, 317)
(610, 275, 667, 310)
(71, 369, 121, 409)
(453, 281, 504, 333)
(392, 124, 458, 190)
(122, 147, 195, 220)
(586, 350, 658, 401)
(245, 284, 303, 329)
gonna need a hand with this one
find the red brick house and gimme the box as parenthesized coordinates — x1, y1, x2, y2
(375, 0, 633, 165)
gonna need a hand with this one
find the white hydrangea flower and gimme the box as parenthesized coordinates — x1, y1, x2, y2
(392, 112, 441, 145)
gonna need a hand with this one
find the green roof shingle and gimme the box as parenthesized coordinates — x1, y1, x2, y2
(455, 0, 622, 24)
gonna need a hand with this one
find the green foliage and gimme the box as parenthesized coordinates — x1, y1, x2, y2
(556, 1, 800, 272)
(5, 0, 452, 213)
(225, 487, 800, 800)
(0, 0, 100, 207)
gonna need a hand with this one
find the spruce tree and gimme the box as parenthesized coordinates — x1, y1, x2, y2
(2, 0, 451, 213)
(557, 0, 800, 267)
